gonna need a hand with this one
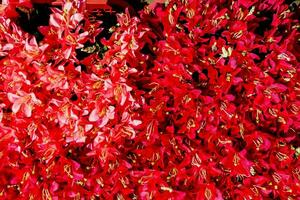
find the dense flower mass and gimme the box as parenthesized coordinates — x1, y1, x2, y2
(0, 0, 299, 199)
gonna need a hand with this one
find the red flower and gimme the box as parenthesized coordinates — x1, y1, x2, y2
(0, 0, 299, 199)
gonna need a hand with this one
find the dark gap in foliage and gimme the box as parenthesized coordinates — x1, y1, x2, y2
(140, 43, 156, 57)
(70, 93, 78, 101)
(192, 71, 200, 83)
(251, 48, 268, 62)
(254, 10, 273, 36)
(76, 11, 117, 60)
(15, 3, 52, 42)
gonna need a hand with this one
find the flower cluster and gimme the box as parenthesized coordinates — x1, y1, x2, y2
(0, 0, 299, 199)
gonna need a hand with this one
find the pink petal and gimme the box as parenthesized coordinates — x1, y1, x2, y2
(99, 117, 109, 128)
(71, 13, 84, 24)
(76, 136, 86, 143)
(93, 132, 105, 146)
(57, 113, 67, 126)
(49, 14, 61, 28)
(89, 108, 99, 122)
(3, 43, 13, 51)
(130, 120, 142, 126)
(106, 106, 115, 119)
(70, 110, 78, 120)
(63, 2, 73, 13)
(63, 47, 72, 59)
(85, 124, 93, 132)
(12, 100, 22, 114)
(23, 104, 32, 117)
(121, 112, 130, 122)
(61, 81, 69, 90)
(29, 36, 38, 47)
(120, 91, 126, 106)
(50, 181, 59, 192)
(7, 93, 20, 103)
(0, 52, 8, 56)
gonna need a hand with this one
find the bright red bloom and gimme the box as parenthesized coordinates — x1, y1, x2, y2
(0, 0, 299, 199)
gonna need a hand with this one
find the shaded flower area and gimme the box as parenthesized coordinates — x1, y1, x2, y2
(0, 0, 299, 199)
